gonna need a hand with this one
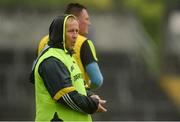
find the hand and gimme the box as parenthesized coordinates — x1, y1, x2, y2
(97, 99, 107, 112)
(90, 95, 107, 112)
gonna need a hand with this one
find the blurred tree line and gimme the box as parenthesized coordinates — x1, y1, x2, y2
(122, 0, 165, 45)
(0, 0, 113, 11)
(0, 0, 179, 74)
(0, 0, 175, 45)
(121, 0, 179, 75)
(122, 0, 165, 75)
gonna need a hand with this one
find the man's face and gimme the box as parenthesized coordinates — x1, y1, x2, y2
(78, 9, 91, 36)
(65, 18, 79, 50)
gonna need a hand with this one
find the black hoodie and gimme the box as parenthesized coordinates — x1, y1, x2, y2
(29, 15, 72, 84)
(48, 15, 65, 49)
(48, 15, 74, 55)
(29, 15, 74, 84)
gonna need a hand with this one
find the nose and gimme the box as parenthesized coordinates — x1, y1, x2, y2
(73, 31, 78, 41)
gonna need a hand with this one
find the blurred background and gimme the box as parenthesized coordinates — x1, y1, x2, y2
(1, 0, 180, 121)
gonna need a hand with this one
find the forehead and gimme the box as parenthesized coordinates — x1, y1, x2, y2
(79, 9, 89, 18)
(67, 16, 77, 22)
(66, 18, 79, 27)
(66, 17, 78, 24)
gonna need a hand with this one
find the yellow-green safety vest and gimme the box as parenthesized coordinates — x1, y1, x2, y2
(37, 34, 98, 88)
(34, 48, 92, 122)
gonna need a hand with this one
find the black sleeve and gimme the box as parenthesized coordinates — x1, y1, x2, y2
(39, 57, 99, 114)
(39, 57, 73, 98)
(86, 88, 95, 97)
(80, 40, 98, 68)
(58, 91, 99, 114)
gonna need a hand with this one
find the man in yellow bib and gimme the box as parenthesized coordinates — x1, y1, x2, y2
(33, 15, 106, 121)
(37, 3, 103, 89)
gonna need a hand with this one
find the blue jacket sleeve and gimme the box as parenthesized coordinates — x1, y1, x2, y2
(85, 62, 103, 89)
